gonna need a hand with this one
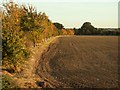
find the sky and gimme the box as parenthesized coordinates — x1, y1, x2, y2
(1, 0, 119, 28)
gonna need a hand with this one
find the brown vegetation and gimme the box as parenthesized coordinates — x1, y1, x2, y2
(61, 28, 75, 35)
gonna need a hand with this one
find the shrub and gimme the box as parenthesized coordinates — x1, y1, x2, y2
(2, 75, 18, 89)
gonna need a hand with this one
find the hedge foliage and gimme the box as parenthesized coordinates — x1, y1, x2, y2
(2, 1, 59, 72)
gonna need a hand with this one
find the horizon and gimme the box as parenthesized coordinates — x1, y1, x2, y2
(1, 0, 119, 28)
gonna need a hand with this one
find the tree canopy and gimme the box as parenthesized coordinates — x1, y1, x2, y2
(78, 22, 97, 35)
(53, 22, 64, 30)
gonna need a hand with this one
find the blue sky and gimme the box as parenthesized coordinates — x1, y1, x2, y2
(1, 0, 119, 28)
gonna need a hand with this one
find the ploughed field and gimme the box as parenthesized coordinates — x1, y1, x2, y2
(37, 36, 119, 88)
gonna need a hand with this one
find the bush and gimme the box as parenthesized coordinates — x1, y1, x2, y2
(2, 75, 18, 89)
(2, 1, 59, 72)
(2, 2, 30, 72)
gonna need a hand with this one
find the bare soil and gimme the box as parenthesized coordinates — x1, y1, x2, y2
(37, 36, 119, 88)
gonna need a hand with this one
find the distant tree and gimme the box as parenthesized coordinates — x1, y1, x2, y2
(81, 22, 94, 28)
(79, 22, 97, 35)
(53, 22, 64, 30)
(74, 28, 79, 35)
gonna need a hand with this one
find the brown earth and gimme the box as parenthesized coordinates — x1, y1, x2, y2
(37, 36, 119, 88)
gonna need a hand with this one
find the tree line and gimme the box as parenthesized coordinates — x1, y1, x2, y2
(74, 22, 120, 35)
(2, 1, 59, 72)
(1, 1, 75, 73)
(53, 22, 120, 35)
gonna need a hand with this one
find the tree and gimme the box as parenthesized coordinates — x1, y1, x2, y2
(53, 22, 64, 30)
(79, 22, 97, 35)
